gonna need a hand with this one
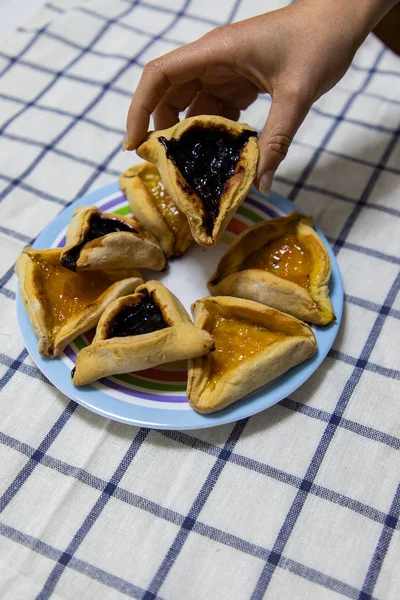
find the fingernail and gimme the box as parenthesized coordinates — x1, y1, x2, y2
(122, 131, 129, 152)
(259, 170, 274, 196)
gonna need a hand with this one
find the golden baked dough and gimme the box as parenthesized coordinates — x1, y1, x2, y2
(208, 212, 334, 325)
(15, 248, 143, 358)
(136, 115, 259, 247)
(187, 296, 317, 414)
(72, 280, 214, 386)
(60, 206, 166, 272)
(119, 161, 192, 257)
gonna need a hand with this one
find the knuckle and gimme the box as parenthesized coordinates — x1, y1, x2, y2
(205, 23, 233, 46)
(144, 58, 160, 73)
(282, 81, 313, 107)
(143, 59, 171, 88)
(267, 134, 292, 161)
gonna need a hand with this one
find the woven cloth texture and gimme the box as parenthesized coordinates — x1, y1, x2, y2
(0, 1, 399, 599)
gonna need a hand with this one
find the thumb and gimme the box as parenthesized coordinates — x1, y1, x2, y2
(255, 95, 310, 195)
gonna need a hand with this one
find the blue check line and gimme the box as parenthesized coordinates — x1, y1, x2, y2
(1, 94, 398, 222)
(324, 236, 400, 265)
(363, 90, 400, 106)
(279, 397, 400, 451)
(288, 46, 386, 203)
(4, 31, 399, 141)
(333, 128, 400, 254)
(0, 288, 15, 300)
(0, 349, 28, 394)
(0, 509, 375, 600)
(256, 78, 399, 136)
(36, 427, 149, 600)
(1, 131, 121, 179)
(114, 0, 221, 27)
(161, 426, 400, 514)
(44, 2, 63, 14)
(0, 27, 46, 80)
(0, 400, 77, 513)
(288, 137, 400, 178)
(0, 265, 20, 297)
(15, 23, 173, 66)
(0, 0, 193, 210)
(359, 482, 400, 599)
(1, 424, 398, 554)
(274, 174, 400, 219)
(73, 4, 191, 50)
(142, 419, 248, 599)
(0, 352, 49, 384)
(344, 294, 400, 322)
(35, 1, 400, 80)
(0, 225, 32, 243)
(0, 338, 398, 459)
(3, 42, 398, 148)
(0, 172, 68, 206)
(250, 269, 400, 597)
(227, 0, 242, 22)
(0, 91, 125, 136)
(47, 0, 221, 28)
(0, 521, 161, 600)
(328, 347, 400, 379)
(0, 1, 139, 137)
(0, 10, 143, 205)
(72, 138, 124, 201)
(0, 50, 133, 98)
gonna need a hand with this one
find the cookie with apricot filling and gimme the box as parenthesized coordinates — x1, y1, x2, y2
(187, 296, 316, 414)
(15, 248, 143, 358)
(208, 212, 334, 325)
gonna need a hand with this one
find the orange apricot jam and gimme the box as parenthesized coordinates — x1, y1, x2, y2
(35, 260, 112, 335)
(243, 229, 311, 289)
(207, 315, 288, 389)
(142, 170, 183, 234)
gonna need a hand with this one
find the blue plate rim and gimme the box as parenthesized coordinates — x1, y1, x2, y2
(16, 183, 344, 430)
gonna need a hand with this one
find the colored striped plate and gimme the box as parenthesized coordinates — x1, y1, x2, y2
(17, 183, 343, 429)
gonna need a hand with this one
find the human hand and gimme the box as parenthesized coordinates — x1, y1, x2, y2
(125, 0, 396, 194)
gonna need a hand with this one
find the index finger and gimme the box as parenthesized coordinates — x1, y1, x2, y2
(124, 33, 230, 149)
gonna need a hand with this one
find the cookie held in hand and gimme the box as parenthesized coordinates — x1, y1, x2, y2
(72, 280, 214, 386)
(208, 212, 334, 325)
(187, 296, 317, 414)
(136, 115, 259, 247)
(60, 206, 166, 272)
(15, 248, 143, 358)
(119, 161, 192, 258)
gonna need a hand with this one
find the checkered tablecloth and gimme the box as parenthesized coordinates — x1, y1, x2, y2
(0, 1, 399, 598)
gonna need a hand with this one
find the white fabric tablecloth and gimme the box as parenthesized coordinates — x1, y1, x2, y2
(0, 1, 399, 599)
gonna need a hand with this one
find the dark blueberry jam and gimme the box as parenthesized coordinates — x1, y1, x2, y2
(107, 290, 168, 338)
(61, 214, 137, 271)
(159, 126, 256, 235)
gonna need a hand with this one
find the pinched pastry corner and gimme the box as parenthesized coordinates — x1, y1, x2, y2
(60, 206, 166, 272)
(208, 212, 334, 326)
(15, 248, 143, 358)
(72, 280, 214, 386)
(136, 115, 259, 247)
(187, 296, 317, 414)
(119, 161, 192, 258)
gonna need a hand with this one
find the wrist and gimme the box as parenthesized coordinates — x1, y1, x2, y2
(303, 0, 398, 40)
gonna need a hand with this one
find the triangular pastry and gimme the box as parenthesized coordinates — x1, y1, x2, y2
(60, 206, 166, 272)
(119, 161, 192, 258)
(15, 248, 143, 358)
(136, 115, 259, 247)
(208, 212, 334, 325)
(187, 296, 317, 413)
(72, 280, 214, 386)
